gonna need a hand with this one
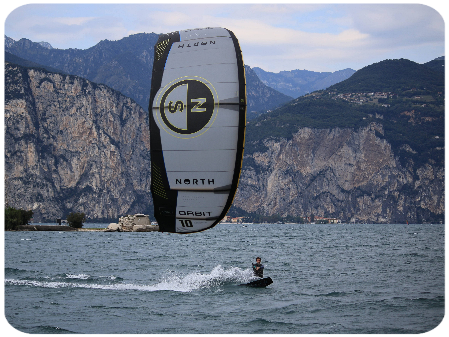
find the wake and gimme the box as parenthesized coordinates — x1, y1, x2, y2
(5, 265, 256, 293)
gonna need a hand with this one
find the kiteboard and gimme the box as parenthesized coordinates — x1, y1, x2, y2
(149, 27, 246, 233)
(240, 277, 273, 288)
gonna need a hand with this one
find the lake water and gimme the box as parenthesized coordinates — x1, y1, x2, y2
(4, 223, 445, 334)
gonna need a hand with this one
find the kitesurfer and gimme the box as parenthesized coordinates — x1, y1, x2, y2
(252, 257, 264, 278)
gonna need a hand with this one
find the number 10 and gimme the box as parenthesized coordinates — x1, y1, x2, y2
(179, 219, 193, 227)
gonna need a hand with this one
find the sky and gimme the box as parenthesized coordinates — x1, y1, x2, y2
(2, 1, 446, 73)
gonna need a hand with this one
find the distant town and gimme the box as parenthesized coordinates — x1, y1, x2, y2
(304, 89, 443, 108)
(220, 215, 341, 224)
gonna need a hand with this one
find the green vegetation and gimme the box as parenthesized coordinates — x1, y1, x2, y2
(246, 97, 370, 152)
(245, 59, 444, 170)
(423, 56, 444, 72)
(327, 58, 444, 93)
(5, 207, 33, 230)
(66, 212, 86, 228)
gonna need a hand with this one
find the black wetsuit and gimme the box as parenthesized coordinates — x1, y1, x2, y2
(252, 263, 264, 278)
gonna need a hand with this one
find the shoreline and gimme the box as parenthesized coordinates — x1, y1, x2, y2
(14, 225, 159, 232)
(16, 225, 77, 231)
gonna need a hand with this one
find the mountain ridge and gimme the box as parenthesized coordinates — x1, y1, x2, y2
(328, 58, 444, 93)
(5, 51, 65, 74)
(253, 67, 356, 98)
(5, 34, 292, 115)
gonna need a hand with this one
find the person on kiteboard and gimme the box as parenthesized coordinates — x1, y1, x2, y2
(252, 257, 264, 278)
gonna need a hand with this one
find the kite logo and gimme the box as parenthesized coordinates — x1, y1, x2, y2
(168, 100, 184, 113)
(157, 77, 218, 138)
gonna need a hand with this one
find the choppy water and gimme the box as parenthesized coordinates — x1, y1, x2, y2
(4, 223, 445, 334)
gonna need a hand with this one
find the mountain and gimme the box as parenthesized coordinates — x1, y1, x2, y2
(5, 51, 64, 74)
(234, 58, 444, 224)
(4, 39, 444, 224)
(245, 65, 293, 119)
(253, 67, 356, 98)
(37, 41, 53, 49)
(5, 35, 291, 115)
(424, 56, 444, 73)
(5, 35, 15, 48)
(5, 61, 153, 222)
(6, 34, 159, 110)
(435, 53, 449, 61)
(327, 58, 444, 93)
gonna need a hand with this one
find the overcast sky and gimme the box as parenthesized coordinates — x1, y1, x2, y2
(3, 1, 446, 72)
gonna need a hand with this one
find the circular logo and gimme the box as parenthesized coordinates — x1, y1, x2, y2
(156, 77, 218, 138)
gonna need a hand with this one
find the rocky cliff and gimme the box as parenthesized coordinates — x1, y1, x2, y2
(5, 62, 152, 221)
(234, 58, 444, 224)
(4, 60, 444, 224)
(235, 123, 444, 223)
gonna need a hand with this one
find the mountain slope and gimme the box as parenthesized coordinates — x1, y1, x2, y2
(6, 35, 292, 115)
(235, 58, 444, 224)
(5, 61, 153, 221)
(5, 51, 64, 74)
(253, 67, 356, 98)
(435, 53, 449, 61)
(4, 45, 444, 224)
(424, 56, 444, 73)
(6, 34, 159, 109)
(245, 65, 293, 119)
(328, 58, 444, 93)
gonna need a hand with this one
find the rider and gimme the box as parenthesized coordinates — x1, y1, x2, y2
(252, 257, 264, 278)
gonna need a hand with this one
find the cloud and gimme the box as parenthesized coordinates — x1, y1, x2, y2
(345, 4, 444, 46)
(4, 3, 445, 72)
(246, 3, 317, 15)
(53, 17, 96, 26)
(30, 16, 129, 49)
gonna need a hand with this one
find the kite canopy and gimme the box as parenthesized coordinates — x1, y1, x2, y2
(149, 27, 246, 233)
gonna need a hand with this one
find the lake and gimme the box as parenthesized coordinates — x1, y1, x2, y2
(4, 223, 445, 333)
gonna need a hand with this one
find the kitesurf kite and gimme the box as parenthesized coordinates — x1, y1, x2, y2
(149, 27, 246, 233)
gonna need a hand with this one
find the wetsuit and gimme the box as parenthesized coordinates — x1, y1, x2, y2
(252, 263, 264, 278)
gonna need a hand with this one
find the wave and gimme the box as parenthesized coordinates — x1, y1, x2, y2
(5, 265, 255, 293)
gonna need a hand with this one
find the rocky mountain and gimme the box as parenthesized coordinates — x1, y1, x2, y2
(6, 34, 159, 110)
(5, 35, 291, 116)
(234, 58, 444, 224)
(5, 62, 152, 222)
(5, 35, 15, 49)
(245, 65, 293, 119)
(4, 45, 444, 224)
(37, 41, 53, 49)
(253, 67, 356, 98)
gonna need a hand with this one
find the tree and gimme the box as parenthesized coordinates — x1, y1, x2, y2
(5, 207, 33, 230)
(66, 212, 86, 228)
